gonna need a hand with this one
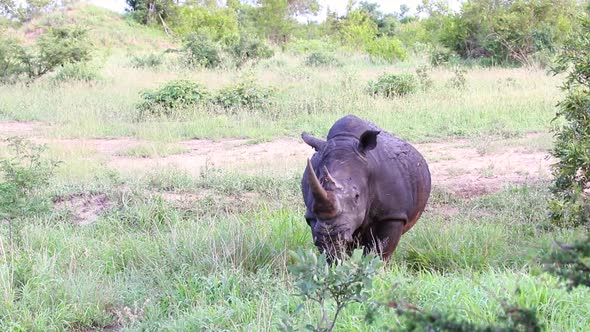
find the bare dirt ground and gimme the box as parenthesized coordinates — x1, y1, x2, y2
(0, 121, 45, 137)
(1, 121, 554, 199)
(53, 193, 113, 226)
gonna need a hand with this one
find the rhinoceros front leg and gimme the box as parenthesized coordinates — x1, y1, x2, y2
(363, 220, 405, 261)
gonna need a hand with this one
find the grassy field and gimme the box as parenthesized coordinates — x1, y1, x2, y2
(1, 4, 589, 332)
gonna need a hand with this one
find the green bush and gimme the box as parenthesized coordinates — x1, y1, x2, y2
(0, 37, 24, 83)
(0, 137, 59, 242)
(212, 79, 276, 112)
(182, 33, 223, 69)
(365, 37, 408, 63)
(130, 53, 164, 69)
(549, 14, 590, 227)
(51, 63, 102, 83)
(228, 35, 274, 67)
(543, 234, 590, 289)
(24, 26, 91, 78)
(304, 51, 342, 67)
(367, 73, 417, 98)
(281, 249, 382, 332)
(136, 80, 209, 118)
(0, 27, 91, 83)
(429, 48, 458, 67)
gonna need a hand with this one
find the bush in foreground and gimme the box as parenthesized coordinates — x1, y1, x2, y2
(549, 14, 590, 227)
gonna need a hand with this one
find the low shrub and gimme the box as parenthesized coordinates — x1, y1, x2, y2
(136, 80, 209, 118)
(304, 51, 342, 67)
(281, 249, 382, 332)
(212, 79, 276, 111)
(429, 48, 457, 67)
(52, 63, 102, 83)
(415, 65, 433, 91)
(229, 36, 274, 67)
(182, 33, 223, 69)
(130, 53, 164, 69)
(367, 73, 417, 98)
(365, 37, 408, 63)
(0, 137, 59, 243)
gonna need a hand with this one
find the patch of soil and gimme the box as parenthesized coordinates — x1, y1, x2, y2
(0, 121, 44, 137)
(107, 135, 552, 198)
(23, 133, 553, 200)
(419, 137, 553, 197)
(24, 27, 45, 40)
(109, 138, 308, 176)
(54, 193, 112, 226)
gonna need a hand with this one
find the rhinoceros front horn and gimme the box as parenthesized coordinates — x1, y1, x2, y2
(306, 159, 336, 215)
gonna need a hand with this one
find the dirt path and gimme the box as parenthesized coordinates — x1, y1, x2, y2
(1, 121, 554, 197)
(0, 121, 45, 137)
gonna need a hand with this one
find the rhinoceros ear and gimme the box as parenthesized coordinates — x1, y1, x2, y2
(358, 130, 380, 154)
(302, 132, 326, 151)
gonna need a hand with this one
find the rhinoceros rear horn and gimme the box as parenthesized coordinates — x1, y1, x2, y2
(306, 159, 337, 216)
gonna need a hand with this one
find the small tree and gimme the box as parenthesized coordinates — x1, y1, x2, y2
(0, 26, 91, 83)
(125, 0, 178, 26)
(0, 0, 58, 23)
(282, 249, 382, 332)
(549, 13, 590, 227)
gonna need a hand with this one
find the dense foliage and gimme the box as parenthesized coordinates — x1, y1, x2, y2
(0, 26, 91, 83)
(137, 80, 209, 118)
(549, 13, 590, 227)
(0, 138, 59, 243)
(368, 73, 417, 98)
(544, 234, 590, 289)
(212, 79, 276, 112)
(303, 51, 341, 67)
(0, 0, 60, 22)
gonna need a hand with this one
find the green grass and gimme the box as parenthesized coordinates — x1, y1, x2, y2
(116, 143, 187, 158)
(1, 166, 588, 331)
(0, 56, 561, 143)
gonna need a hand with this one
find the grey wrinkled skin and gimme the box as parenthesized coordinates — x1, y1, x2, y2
(301, 115, 431, 261)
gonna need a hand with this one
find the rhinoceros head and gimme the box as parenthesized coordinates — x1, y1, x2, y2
(302, 130, 380, 261)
